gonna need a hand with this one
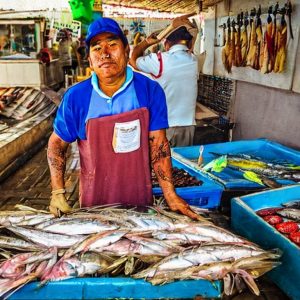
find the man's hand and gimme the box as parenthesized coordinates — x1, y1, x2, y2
(145, 32, 160, 46)
(49, 189, 71, 217)
(165, 194, 201, 221)
(171, 12, 196, 29)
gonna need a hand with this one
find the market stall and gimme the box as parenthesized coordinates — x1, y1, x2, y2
(0, 1, 299, 299)
(0, 16, 63, 88)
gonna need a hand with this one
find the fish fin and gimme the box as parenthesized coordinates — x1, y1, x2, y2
(202, 156, 227, 172)
(243, 171, 264, 186)
(234, 269, 260, 296)
(223, 273, 235, 295)
(234, 273, 247, 293)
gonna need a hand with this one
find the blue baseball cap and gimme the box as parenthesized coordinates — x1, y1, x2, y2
(86, 17, 128, 48)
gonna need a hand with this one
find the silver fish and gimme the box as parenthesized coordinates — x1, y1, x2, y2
(282, 200, 300, 209)
(277, 208, 300, 221)
(63, 230, 128, 258)
(0, 236, 41, 251)
(152, 231, 215, 245)
(16, 214, 54, 226)
(6, 226, 85, 248)
(35, 218, 118, 235)
(181, 223, 248, 244)
(133, 243, 276, 279)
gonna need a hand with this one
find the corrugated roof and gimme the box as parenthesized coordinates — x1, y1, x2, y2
(102, 0, 223, 14)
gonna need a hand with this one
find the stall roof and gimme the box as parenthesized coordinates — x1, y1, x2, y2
(102, 0, 223, 14)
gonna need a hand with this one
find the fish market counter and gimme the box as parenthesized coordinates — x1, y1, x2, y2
(9, 277, 222, 299)
(0, 141, 293, 300)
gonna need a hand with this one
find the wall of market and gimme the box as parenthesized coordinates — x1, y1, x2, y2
(208, 0, 300, 149)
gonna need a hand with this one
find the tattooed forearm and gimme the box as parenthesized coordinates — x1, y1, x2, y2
(47, 133, 69, 189)
(47, 147, 67, 173)
(149, 130, 176, 197)
(156, 166, 172, 183)
(150, 140, 171, 165)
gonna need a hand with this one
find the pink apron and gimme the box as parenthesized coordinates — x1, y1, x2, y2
(77, 107, 152, 207)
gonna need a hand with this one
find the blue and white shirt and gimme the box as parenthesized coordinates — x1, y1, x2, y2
(137, 45, 198, 127)
(54, 67, 169, 143)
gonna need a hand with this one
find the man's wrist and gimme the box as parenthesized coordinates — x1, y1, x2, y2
(52, 188, 66, 195)
(141, 39, 150, 48)
(163, 187, 176, 199)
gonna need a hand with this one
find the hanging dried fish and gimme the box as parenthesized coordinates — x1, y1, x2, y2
(240, 11, 249, 66)
(285, 0, 293, 40)
(273, 9, 288, 73)
(229, 19, 236, 68)
(234, 14, 243, 67)
(267, 3, 279, 72)
(253, 5, 262, 70)
(246, 8, 257, 67)
(260, 7, 273, 74)
(222, 18, 232, 73)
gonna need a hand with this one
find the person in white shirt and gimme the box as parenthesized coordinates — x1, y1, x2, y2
(130, 19, 198, 147)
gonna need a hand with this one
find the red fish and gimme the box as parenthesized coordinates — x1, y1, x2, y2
(275, 222, 299, 234)
(263, 215, 283, 225)
(289, 232, 300, 245)
(257, 207, 283, 217)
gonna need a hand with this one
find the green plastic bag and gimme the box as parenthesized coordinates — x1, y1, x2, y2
(69, 0, 95, 24)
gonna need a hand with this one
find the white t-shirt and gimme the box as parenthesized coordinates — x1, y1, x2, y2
(136, 44, 198, 127)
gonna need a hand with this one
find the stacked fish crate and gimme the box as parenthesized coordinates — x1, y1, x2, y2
(152, 159, 224, 209)
(231, 185, 300, 300)
(172, 139, 300, 191)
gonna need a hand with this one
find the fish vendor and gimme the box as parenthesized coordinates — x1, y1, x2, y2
(47, 17, 198, 220)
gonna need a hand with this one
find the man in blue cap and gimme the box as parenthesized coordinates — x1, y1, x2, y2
(47, 17, 199, 220)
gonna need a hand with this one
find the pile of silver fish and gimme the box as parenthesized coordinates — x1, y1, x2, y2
(0, 205, 281, 299)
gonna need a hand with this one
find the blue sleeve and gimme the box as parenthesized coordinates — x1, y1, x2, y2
(53, 90, 78, 143)
(133, 73, 169, 131)
(148, 82, 169, 131)
(53, 79, 92, 142)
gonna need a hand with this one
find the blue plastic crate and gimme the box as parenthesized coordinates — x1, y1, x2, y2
(152, 159, 223, 209)
(9, 277, 222, 299)
(172, 139, 300, 190)
(231, 185, 300, 300)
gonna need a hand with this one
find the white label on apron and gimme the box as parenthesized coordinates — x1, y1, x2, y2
(112, 119, 141, 153)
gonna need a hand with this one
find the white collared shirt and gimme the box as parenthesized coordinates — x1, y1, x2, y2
(136, 44, 198, 127)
